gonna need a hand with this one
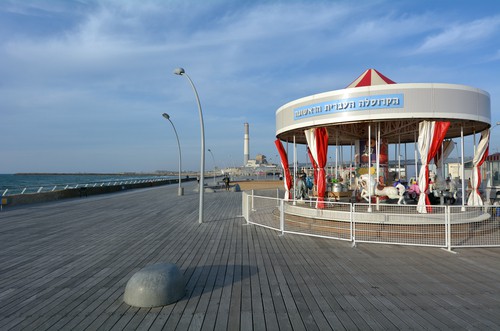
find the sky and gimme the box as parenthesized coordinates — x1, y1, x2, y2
(1, 0, 500, 173)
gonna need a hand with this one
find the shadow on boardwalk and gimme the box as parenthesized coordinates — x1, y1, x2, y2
(0, 182, 499, 330)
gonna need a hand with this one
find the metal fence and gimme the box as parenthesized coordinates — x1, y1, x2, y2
(352, 203, 447, 247)
(1, 177, 173, 196)
(243, 191, 500, 249)
(449, 205, 500, 248)
(0, 177, 192, 210)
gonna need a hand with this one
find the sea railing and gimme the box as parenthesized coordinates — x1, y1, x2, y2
(1, 176, 172, 196)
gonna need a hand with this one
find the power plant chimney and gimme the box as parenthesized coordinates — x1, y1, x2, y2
(244, 123, 249, 166)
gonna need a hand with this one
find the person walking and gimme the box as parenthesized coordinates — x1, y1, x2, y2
(223, 175, 230, 191)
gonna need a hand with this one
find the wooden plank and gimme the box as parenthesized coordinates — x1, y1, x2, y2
(200, 219, 234, 331)
(274, 235, 334, 331)
(213, 217, 238, 331)
(266, 239, 307, 331)
(177, 223, 225, 330)
(1, 184, 500, 330)
(254, 226, 294, 331)
(247, 225, 277, 331)
(226, 222, 242, 331)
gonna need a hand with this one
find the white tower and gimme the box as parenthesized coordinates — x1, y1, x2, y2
(244, 123, 249, 166)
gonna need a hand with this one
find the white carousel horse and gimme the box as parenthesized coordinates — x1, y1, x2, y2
(429, 172, 458, 204)
(295, 177, 308, 200)
(359, 174, 406, 205)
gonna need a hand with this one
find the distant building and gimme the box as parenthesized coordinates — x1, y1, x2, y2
(246, 160, 258, 167)
(255, 154, 267, 164)
(486, 153, 500, 187)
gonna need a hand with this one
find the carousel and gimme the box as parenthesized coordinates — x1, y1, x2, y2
(274, 69, 491, 223)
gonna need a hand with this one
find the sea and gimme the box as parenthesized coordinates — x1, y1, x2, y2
(0, 174, 175, 195)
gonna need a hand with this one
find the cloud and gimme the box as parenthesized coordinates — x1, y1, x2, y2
(1, 1, 499, 172)
(415, 15, 500, 54)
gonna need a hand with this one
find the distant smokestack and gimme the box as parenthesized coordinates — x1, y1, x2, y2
(244, 123, 249, 166)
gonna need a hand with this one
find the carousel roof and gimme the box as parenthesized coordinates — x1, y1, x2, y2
(346, 68, 396, 88)
(275, 69, 491, 145)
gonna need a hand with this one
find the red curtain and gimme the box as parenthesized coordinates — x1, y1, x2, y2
(275, 139, 292, 200)
(476, 147, 489, 185)
(476, 147, 489, 187)
(427, 122, 450, 164)
(315, 127, 329, 209)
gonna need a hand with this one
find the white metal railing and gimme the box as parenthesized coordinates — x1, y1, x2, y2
(243, 191, 500, 249)
(0, 176, 179, 196)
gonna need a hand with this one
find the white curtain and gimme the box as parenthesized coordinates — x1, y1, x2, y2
(417, 122, 433, 213)
(304, 127, 329, 208)
(467, 129, 490, 206)
(305, 128, 318, 206)
(417, 121, 450, 213)
(305, 129, 318, 163)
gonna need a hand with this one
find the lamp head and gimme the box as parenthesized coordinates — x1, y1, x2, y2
(162, 113, 170, 120)
(173, 67, 185, 75)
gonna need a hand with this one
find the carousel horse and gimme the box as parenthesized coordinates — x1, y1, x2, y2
(295, 175, 308, 200)
(428, 172, 458, 204)
(359, 174, 406, 205)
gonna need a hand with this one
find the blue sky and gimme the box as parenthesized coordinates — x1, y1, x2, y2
(1, 0, 499, 173)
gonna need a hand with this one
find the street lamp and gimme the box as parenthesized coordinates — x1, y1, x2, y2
(208, 148, 216, 185)
(162, 113, 183, 196)
(174, 67, 205, 224)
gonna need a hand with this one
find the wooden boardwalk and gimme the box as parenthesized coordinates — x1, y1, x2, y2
(0, 182, 499, 330)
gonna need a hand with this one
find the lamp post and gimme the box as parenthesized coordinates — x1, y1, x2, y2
(174, 67, 205, 224)
(208, 148, 216, 185)
(162, 113, 183, 196)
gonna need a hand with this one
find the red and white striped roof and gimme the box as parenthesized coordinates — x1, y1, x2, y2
(487, 153, 500, 161)
(346, 68, 396, 88)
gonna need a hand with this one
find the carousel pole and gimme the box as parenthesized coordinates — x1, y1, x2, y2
(350, 141, 353, 189)
(414, 131, 418, 182)
(472, 130, 477, 204)
(441, 141, 445, 179)
(335, 134, 338, 180)
(293, 135, 297, 206)
(376, 123, 380, 181)
(376, 123, 381, 210)
(368, 124, 372, 213)
(398, 135, 401, 181)
(405, 142, 408, 182)
(341, 143, 344, 180)
(394, 139, 398, 179)
(286, 140, 289, 198)
(461, 126, 465, 211)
